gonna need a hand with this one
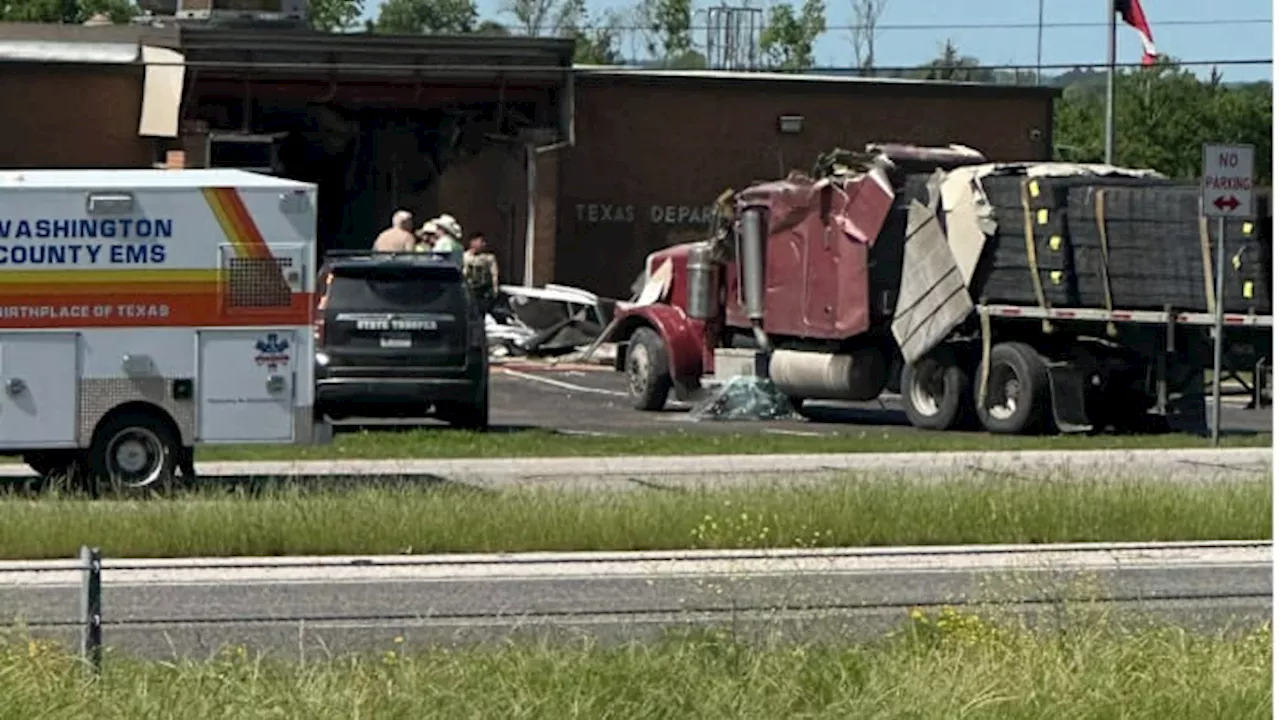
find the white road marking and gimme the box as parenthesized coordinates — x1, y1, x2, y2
(501, 368, 629, 398)
(0, 542, 1267, 588)
(765, 429, 828, 438)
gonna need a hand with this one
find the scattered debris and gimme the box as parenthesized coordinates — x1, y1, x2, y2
(686, 375, 796, 422)
(485, 283, 615, 360)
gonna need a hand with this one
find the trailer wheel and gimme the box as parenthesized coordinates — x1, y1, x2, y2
(902, 347, 971, 431)
(626, 327, 673, 411)
(88, 410, 180, 492)
(976, 342, 1049, 435)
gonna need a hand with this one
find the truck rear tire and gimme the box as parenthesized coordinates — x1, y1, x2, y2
(626, 327, 673, 411)
(901, 347, 971, 431)
(975, 342, 1049, 435)
(88, 410, 180, 493)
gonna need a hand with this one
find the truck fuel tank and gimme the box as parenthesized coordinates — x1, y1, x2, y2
(768, 347, 889, 402)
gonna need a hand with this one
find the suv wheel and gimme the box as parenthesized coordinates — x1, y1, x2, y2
(439, 390, 490, 432)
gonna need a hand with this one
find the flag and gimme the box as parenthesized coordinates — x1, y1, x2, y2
(1115, 0, 1158, 66)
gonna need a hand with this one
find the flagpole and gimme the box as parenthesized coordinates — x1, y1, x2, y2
(1104, 0, 1117, 164)
(1035, 0, 1044, 84)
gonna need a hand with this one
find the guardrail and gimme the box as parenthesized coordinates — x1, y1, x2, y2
(3, 542, 1270, 674)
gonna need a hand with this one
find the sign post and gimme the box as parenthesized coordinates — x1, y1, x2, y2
(1201, 143, 1255, 445)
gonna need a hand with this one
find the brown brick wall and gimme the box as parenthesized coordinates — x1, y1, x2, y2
(437, 144, 526, 286)
(0, 65, 152, 169)
(555, 76, 1057, 299)
(530, 146, 560, 286)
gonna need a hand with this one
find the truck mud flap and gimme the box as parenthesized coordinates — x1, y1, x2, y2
(614, 342, 630, 372)
(1165, 391, 1209, 436)
(1044, 362, 1093, 434)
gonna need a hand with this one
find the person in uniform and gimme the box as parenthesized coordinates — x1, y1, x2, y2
(372, 210, 416, 252)
(463, 231, 500, 314)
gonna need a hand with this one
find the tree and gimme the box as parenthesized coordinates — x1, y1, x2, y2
(373, 0, 478, 34)
(476, 19, 511, 34)
(0, 0, 135, 23)
(1054, 58, 1272, 184)
(847, 0, 886, 74)
(565, 7, 625, 64)
(759, 0, 826, 71)
(635, 0, 694, 64)
(501, 0, 567, 36)
(308, 0, 362, 31)
(913, 39, 995, 83)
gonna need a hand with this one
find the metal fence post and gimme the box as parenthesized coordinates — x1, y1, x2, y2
(78, 546, 102, 674)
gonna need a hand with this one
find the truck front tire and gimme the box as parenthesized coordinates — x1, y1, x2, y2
(626, 327, 673, 411)
(975, 342, 1050, 435)
(901, 347, 971, 431)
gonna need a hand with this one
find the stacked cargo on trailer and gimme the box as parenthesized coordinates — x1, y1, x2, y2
(610, 145, 1271, 435)
(0, 169, 327, 488)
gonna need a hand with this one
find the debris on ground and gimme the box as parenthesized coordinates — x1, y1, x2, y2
(686, 375, 796, 421)
(485, 283, 616, 361)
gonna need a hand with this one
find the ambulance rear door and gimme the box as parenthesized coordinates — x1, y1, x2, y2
(196, 329, 296, 443)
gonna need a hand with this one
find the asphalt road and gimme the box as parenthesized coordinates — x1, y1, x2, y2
(483, 364, 1274, 437)
(0, 447, 1269, 489)
(0, 542, 1268, 659)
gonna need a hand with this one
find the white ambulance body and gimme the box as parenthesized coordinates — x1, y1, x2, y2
(0, 169, 325, 487)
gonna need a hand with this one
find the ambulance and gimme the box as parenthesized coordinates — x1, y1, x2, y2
(0, 169, 327, 488)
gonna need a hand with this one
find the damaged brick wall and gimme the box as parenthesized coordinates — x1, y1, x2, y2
(0, 66, 153, 169)
(555, 74, 1058, 300)
(437, 143, 525, 286)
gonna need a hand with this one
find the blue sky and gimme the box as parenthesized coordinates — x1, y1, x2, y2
(363, 0, 1274, 81)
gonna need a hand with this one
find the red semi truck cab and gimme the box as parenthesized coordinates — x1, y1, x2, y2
(610, 163, 899, 410)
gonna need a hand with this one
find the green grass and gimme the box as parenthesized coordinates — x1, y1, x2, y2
(2, 617, 1271, 719)
(0, 475, 1268, 559)
(0, 427, 1268, 465)
(182, 427, 1271, 462)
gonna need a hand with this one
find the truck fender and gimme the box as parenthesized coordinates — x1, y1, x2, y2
(612, 305, 704, 385)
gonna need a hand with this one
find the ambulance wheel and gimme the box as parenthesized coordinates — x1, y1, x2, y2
(88, 410, 180, 492)
(626, 327, 672, 411)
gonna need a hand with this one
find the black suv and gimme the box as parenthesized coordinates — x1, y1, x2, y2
(314, 251, 489, 429)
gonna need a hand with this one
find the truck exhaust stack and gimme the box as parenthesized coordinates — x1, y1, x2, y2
(738, 206, 770, 351)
